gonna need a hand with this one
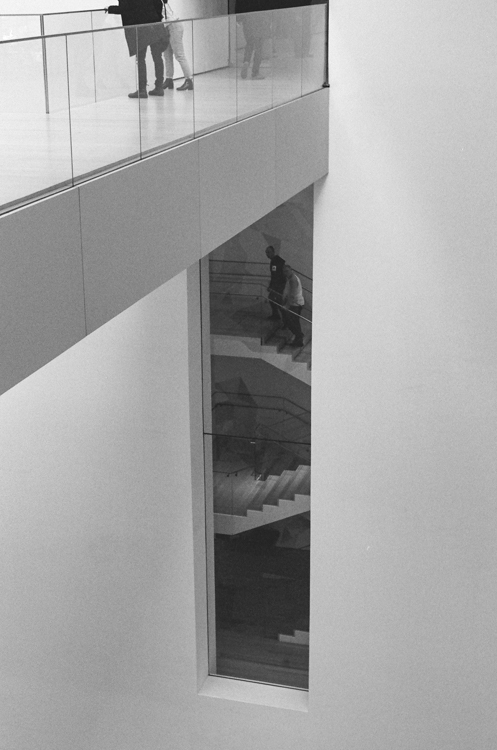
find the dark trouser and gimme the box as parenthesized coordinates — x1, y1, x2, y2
(137, 41, 164, 91)
(243, 30, 263, 75)
(268, 286, 285, 318)
(283, 305, 303, 344)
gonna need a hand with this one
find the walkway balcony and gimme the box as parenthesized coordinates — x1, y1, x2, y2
(0, 5, 327, 214)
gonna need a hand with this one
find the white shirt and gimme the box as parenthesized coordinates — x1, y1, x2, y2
(283, 273, 304, 307)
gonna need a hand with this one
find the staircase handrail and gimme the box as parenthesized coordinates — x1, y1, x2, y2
(209, 258, 313, 285)
(213, 407, 311, 445)
(212, 390, 311, 425)
(254, 423, 311, 465)
(210, 274, 313, 300)
(210, 286, 312, 323)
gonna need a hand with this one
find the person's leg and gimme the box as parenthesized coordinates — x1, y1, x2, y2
(241, 24, 255, 78)
(251, 35, 263, 77)
(287, 305, 303, 345)
(163, 43, 174, 81)
(170, 22, 192, 80)
(243, 29, 255, 65)
(267, 289, 281, 319)
(136, 46, 148, 92)
(150, 41, 164, 88)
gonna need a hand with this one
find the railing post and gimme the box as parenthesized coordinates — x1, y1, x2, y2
(323, 0, 330, 88)
(40, 15, 50, 113)
(91, 11, 98, 104)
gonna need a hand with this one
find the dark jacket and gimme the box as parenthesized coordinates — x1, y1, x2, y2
(107, 0, 169, 56)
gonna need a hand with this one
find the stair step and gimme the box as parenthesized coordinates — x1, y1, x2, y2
(247, 475, 279, 512)
(278, 630, 310, 646)
(276, 465, 306, 499)
(292, 467, 311, 497)
(263, 470, 299, 507)
(239, 478, 266, 512)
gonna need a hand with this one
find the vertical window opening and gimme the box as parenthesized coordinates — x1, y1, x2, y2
(201, 187, 313, 689)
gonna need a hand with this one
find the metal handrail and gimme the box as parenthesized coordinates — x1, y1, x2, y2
(209, 258, 313, 284)
(213, 390, 310, 422)
(254, 424, 310, 465)
(210, 288, 312, 323)
(211, 274, 313, 299)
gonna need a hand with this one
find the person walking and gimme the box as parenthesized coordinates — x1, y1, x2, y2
(106, 0, 169, 98)
(282, 264, 305, 347)
(265, 246, 286, 320)
(162, 3, 193, 91)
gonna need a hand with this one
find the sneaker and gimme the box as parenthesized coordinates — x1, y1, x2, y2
(128, 90, 147, 99)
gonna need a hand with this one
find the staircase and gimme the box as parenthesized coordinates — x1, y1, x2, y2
(209, 267, 312, 385)
(278, 629, 310, 646)
(215, 464, 310, 535)
(212, 333, 311, 386)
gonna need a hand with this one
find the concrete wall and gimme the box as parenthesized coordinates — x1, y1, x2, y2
(0, 275, 200, 750)
(310, 0, 497, 747)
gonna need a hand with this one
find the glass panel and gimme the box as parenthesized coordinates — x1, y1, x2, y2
(70, 25, 141, 181)
(302, 4, 327, 95)
(0, 35, 73, 212)
(138, 19, 194, 155)
(66, 24, 96, 110)
(91, 10, 119, 31)
(0, 14, 41, 40)
(272, 7, 302, 108)
(236, 10, 273, 121)
(93, 25, 137, 103)
(209, 434, 310, 689)
(193, 16, 236, 136)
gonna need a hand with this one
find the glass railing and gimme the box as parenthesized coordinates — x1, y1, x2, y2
(0, 3, 228, 40)
(0, 4, 327, 215)
(206, 432, 310, 689)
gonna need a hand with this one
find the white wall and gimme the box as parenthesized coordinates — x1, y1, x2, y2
(0, 274, 200, 750)
(311, 0, 497, 747)
(3, 0, 497, 748)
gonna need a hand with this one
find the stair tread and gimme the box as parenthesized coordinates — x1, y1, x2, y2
(263, 470, 301, 506)
(247, 475, 279, 511)
(278, 465, 310, 498)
